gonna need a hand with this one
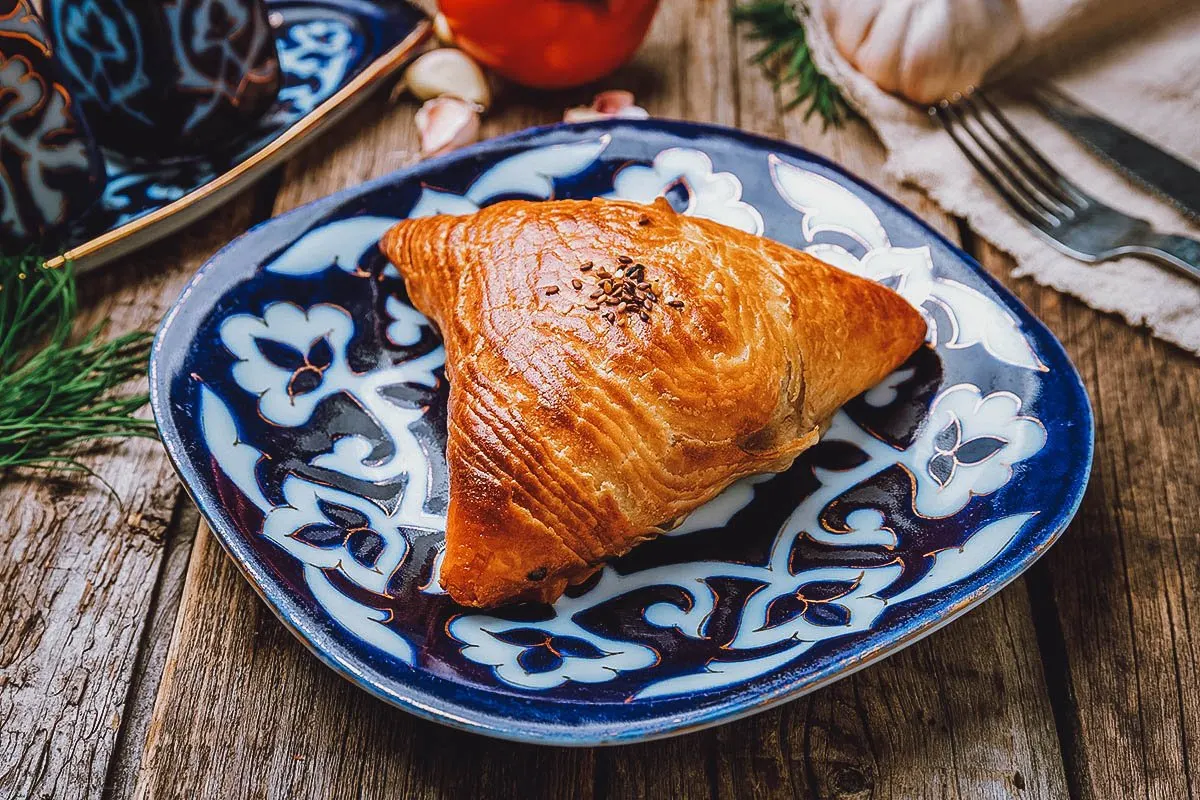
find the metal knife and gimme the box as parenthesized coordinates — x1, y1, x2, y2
(1031, 85, 1200, 221)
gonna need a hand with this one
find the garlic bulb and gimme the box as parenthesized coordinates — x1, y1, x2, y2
(416, 96, 481, 157)
(822, 0, 1023, 104)
(403, 48, 490, 110)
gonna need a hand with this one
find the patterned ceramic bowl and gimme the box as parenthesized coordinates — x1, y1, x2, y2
(44, 0, 281, 156)
(0, 0, 106, 249)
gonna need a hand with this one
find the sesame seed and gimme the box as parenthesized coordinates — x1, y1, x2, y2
(638, 215, 651, 226)
(571, 278, 583, 290)
(580, 261, 593, 271)
(636, 282, 650, 290)
(604, 311, 616, 322)
(585, 302, 599, 311)
(639, 311, 650, 322)
(615, 268, 625, 279)
(605, 297, 620, 306)
(589, 291, 602, 299)
(617, 255, 632, 264)
(617, 302, 628, 313)
(668, 299, 684, 308)
(544, 286, 560, 295)
(596, 269, 612, 279)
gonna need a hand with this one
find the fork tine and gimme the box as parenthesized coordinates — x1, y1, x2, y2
(953, 95, 1076, 219)
(962, 93, 1082, 214)
(934, 102, 1062, 230)
(972, 90, 1091, 209)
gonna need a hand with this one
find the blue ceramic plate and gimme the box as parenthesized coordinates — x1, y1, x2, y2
(59, 0, 427, 273)
(150, 120, 1093, 745)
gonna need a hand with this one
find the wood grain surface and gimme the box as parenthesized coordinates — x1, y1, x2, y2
(1, 1, 1197, 798)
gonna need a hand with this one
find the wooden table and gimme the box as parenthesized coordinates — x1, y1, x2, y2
(4, 2, 1198, 798)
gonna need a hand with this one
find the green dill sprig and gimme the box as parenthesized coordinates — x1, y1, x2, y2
(733, 1, 853, 128)
(0, 249, 155, 477)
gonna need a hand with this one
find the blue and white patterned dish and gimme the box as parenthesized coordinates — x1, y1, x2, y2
(45, 0, 283, 153)
(0, 0, 107, 249)
(55, 0, 427, 273)
(150, 120, 1093, 745)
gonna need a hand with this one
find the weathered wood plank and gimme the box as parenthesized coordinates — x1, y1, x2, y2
(0, 197, 263, 800)
(101, 502, 201, 800)
(978, 240, 1200, 800)
(619, 0, 738, 126)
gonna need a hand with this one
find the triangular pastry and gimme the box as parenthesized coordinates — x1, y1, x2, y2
(382, 198, 925, 607)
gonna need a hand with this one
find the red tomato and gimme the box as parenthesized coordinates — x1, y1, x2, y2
(438, 0, 660, 89)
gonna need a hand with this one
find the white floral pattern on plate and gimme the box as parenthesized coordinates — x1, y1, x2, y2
(604, 147, 763, 234)
(770, 157, 1046, 372)
(97, 16, 362, 229)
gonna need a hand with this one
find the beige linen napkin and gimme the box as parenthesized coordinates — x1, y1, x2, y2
(802, 0, 1200, 355)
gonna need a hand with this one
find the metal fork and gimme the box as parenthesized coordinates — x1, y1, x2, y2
(932, 90, 1200, 283)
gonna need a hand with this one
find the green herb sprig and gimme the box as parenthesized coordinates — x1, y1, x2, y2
(0, 250, 155, 477)
(733, 1, 853, 128)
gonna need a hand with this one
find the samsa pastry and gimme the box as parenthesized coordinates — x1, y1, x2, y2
(382, 197, 925, 607)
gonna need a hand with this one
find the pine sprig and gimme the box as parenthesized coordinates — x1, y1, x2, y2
(0, 250, 155, 477)
(733, 1, 853, 128)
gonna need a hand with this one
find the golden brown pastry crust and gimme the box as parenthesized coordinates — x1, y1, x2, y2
(382, 198, 926, 607)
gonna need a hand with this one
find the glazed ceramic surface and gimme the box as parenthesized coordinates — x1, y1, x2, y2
(151, 120, 1094, 744)
(0, 0, 105, 248)
(45, 0, 282, 152)
(54, 0, 426, 272)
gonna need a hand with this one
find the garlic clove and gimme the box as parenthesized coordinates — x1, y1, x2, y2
(564, 90, 650, 123)
(403, 48, 491, 110)
(433, 12, 455, 46)
(563, 106, 612, 123)
(591, 90, 638, 115)
(416, 96, 481, 157)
